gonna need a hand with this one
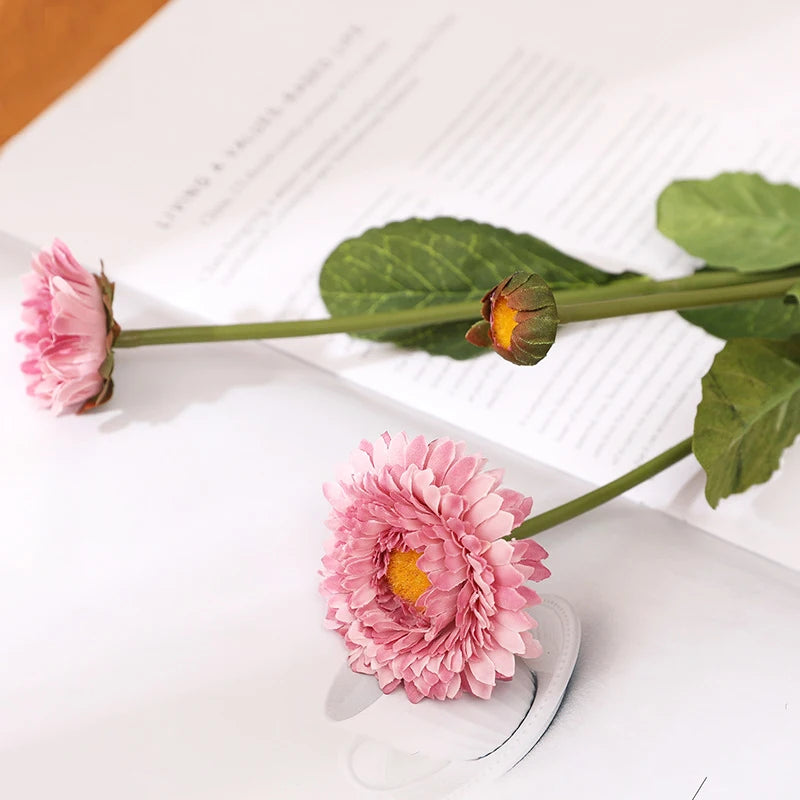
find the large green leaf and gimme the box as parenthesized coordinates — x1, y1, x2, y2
(319, 217, 641, 358)
(657, 173, 800, 271)
(693, 336, 800, 507)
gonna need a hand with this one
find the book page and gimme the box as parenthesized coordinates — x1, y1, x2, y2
(1, 0, 799, 566)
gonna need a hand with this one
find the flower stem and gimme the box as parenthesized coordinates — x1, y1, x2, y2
(114, 270, 799, 348)
(507, 436, 694, 540)
(552, 265, 800, 303)
(115, 301, 480, 347)
(557, 275, 800, 323)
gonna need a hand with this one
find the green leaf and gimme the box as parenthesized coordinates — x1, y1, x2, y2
(319, 217, 640, 358)
(693, 336, 800, 507)
(657, 172, 800, 271)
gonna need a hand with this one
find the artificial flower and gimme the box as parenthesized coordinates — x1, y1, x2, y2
(320, 432, 550, 703)
(17, 240, 118, 414)
(465, 271, 558, 365)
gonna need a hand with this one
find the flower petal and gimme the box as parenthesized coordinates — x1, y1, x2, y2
(16, 241, 114, 414)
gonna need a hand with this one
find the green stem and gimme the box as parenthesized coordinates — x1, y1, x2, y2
(115, 301, 479, 348)
(557, 275, 799, 323)
(552, 265, 800, 303)
(115, 270, 799, 348)
(507, 437, 693, 540)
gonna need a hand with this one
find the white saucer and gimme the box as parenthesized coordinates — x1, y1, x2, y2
(342, 594, 581, 798)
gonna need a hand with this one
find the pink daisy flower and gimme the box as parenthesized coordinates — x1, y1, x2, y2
(16, 240, 118, 414)
(320, 432, 550, 703)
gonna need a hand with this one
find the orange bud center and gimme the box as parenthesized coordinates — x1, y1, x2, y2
(491, 295, 517, 350)
(386, 550, 431, 606)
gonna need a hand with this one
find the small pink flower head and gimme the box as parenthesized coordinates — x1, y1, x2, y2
(16, 240, 119, 414)
(320, 433, 550, 703)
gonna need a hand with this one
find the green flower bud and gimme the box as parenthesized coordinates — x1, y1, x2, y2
(465, 272, 557, 365)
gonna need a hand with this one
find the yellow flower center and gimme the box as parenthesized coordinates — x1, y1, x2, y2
(386, 550, 431, 606)
(491, 295, 517, 350)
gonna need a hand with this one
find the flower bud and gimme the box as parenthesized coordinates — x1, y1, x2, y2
(465, 272, 557, 365)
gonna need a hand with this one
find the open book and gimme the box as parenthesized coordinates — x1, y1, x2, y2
(2, 0, 798, 568)
(2, 2, 800, 798)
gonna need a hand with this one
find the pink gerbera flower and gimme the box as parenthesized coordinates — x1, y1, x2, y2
(320, 432, 550, 703)
(16, 240, 118, 414)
